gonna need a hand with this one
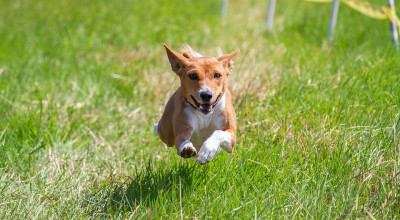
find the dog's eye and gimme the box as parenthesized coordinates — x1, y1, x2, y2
(189, 74, 198, 80)
(214, 73, 221, 79)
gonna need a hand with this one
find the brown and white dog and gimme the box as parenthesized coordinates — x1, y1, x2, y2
(154, 44, 239, 164)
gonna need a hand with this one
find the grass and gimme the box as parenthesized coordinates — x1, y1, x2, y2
(1, 0, 399, 218)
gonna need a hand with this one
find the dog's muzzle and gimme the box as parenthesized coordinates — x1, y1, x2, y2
(190, 95, 221, 115)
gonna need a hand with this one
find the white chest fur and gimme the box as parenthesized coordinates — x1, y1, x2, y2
(184, 94, 226, 150)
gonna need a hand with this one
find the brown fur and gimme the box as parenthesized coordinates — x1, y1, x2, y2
(157, 44, 239, 157)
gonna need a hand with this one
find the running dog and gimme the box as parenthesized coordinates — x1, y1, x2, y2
(154, 44, 239, 164)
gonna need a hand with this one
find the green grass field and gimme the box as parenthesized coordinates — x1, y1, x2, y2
(1, 0, 399, 218)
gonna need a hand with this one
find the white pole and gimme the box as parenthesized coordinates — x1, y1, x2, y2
(221, 0, 228, 17)
(328, 0, 340, 40)
(266, 0, 276, 31)
(387, 0, 399, 46)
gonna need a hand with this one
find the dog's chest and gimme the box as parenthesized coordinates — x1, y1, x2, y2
(184, 97, 226, 150)
(190, 113, 224, 150)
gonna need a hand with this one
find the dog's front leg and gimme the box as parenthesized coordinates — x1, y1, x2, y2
(175, 133, 197, 158)
(196, 130, 234, 164)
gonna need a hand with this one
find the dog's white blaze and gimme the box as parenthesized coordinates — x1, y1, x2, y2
(199, 84, 212, 95)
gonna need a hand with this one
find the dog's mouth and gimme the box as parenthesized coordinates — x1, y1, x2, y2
(191, 95, 221, 114)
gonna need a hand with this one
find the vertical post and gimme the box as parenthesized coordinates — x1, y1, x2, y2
(387, 0, 399, 46)
(328, 0, 340, 40)
(266, 0, 276, 31)
(221, 0, 228, 17)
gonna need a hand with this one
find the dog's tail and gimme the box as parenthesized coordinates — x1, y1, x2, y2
(153, 123, 159, 136)
(182, 44, 202, 58)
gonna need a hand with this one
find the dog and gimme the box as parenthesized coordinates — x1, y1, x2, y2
(154, 44, 239, 164)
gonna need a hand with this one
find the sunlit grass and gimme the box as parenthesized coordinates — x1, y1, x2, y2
(0, 0, 399, 218)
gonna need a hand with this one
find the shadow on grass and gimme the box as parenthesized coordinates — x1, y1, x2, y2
(102, 159, 204, 215)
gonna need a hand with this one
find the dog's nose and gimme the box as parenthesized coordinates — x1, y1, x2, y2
(200, 91, 212, 102)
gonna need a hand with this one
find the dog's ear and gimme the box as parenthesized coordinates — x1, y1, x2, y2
(164, 44, 189, 74)
(217, 50, 239, 75)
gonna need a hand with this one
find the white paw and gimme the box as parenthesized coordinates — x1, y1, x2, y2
(196, 142, 222, 165)
(180, 140, 197, 158)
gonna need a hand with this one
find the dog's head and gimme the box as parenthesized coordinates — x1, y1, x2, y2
(164, 44, 239, 115)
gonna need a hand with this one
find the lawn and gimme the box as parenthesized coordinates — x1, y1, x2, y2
(0, 0, 399, 218)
